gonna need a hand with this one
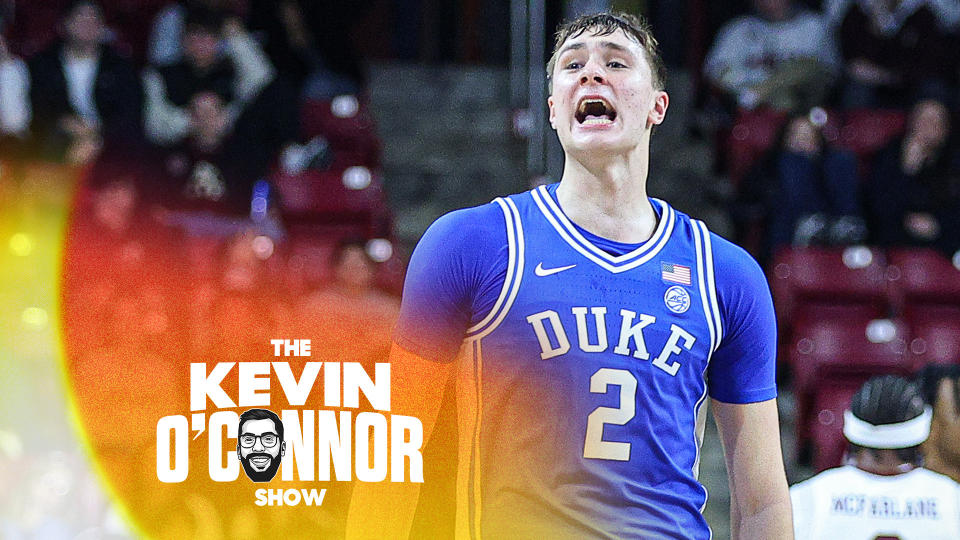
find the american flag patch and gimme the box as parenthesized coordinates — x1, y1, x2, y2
(661, 262, 692, 285)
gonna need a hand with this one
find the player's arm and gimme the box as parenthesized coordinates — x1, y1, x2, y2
(345, 342, 453, 540)
(713, 398, 793, 540)
(345, 203, 506, 539)
(705, 234, 791, 538)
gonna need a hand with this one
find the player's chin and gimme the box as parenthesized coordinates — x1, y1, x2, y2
(567, 132, 630, 153)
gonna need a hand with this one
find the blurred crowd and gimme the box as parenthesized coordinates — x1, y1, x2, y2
(1, 3, 397, 536)
(0, 0, 401, 339)
(701, 0, 960, 263)
(3, 0, 960, 536)
(701, 0, 960, 478)
(0, 0, 372, 214)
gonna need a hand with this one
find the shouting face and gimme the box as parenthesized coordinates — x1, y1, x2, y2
(548, 27, 668, 159)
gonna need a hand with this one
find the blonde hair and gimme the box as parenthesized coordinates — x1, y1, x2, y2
(546, 12, 665, 92)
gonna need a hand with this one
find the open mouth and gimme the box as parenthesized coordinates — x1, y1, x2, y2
(250, 456, 271, 469)
(575, 97, 617, 125)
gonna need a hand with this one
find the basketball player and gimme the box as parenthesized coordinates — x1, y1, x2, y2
(346, 12, 792, 539)
(790, 375, 960, 539)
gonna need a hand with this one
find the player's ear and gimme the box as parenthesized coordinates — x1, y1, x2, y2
(281, 441, 286, 457)
(646, 91, 669, 129)
(548, 95, 557, 130)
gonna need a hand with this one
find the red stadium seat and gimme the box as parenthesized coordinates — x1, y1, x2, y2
(835, 109, 906, 159)
(280, 232, 405, 296)
(8, 0, 170, 60)
(887, 248, 960, 312)
(809, 379, 862, 472)
(906, 307, 960, 368)
(724, 108, 845, 185)
(281, 236, 337, 291)
(790, 304, 886, 331)
(300, 96, 381, 166)
(771, 246, 889, 330)
(789, 315, 910, 457)
(726, 108, 788, 185)
(790, 315, 909, 395)
(374, 246, 407, 297)
(273, 166, 390, 223)
(7, 2, 67, 57)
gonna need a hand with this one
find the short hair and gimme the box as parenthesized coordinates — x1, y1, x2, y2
(184, 5, 224, 35)
(238, 408, 284, 441)
(65, 0, 103, 18)
(848, 375, 926, 463)
(546, 12, 666, 92)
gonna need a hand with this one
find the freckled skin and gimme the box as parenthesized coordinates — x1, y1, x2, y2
(547, 29, 666, 160)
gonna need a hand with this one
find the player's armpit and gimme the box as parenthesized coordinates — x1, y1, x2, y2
(345, 341, 454, 540)
(712, 397, 793, 540)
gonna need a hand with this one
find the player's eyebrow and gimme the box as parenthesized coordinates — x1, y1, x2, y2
(557, 40, 635, 58)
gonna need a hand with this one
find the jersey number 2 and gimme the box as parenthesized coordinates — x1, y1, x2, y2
(583, 368, 637, 461)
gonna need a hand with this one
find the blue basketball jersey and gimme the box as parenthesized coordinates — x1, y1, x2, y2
(396, 184, 778, 539)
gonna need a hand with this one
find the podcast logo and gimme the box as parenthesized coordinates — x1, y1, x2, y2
(237, 408, 286, 482)
(153, 338, 426, 509)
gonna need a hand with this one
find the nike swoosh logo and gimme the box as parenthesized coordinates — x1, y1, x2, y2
(534, 262, 576, 276)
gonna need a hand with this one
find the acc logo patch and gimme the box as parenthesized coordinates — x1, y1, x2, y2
(663, 286, 691, 314)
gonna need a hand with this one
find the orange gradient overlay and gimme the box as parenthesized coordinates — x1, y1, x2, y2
(1, 162, 457, 539)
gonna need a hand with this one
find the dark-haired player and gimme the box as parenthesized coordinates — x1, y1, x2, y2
(790, 375, 960, 538)
(347, 12, 791, 539)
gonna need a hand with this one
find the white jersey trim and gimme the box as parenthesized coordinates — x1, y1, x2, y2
(455, 340, 484, 540)
(696, 221, 724, 346)
(534, 185, 671, 264)
(466, 197, 525, 338)
(690, 221, 715, 519)
(691, 223, 717, 356)
(530, 187, 676, 274)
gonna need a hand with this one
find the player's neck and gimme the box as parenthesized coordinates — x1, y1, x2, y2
(556, 152, 656, 244)
(849, 450, 917, 476)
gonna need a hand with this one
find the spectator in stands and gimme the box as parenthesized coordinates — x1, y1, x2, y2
(150, 89, 259, 215)
(218, 228, 275, 294)
(790, 375, 960, 539)
(703, 0, 839, 111)
(827, 0, 960, 108)
(917, 364, 960, 483)
(27, 0, 142, 164)
(298, 237, 399, 365)
(867, 98, 960, 256)
(736, 111, 865, 260)
(64, 157, 189, 358)
(147, 0, 235, 67)
(0, 32, 31, 148)
(187, 231, 285, 364)
(143, 6, 273, 147)
(244, 0, 364, 98)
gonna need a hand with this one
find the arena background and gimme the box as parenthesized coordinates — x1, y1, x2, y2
(3, 0, 959, 538)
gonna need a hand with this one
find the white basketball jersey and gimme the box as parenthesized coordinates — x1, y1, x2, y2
(791, 465, 960, 539)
